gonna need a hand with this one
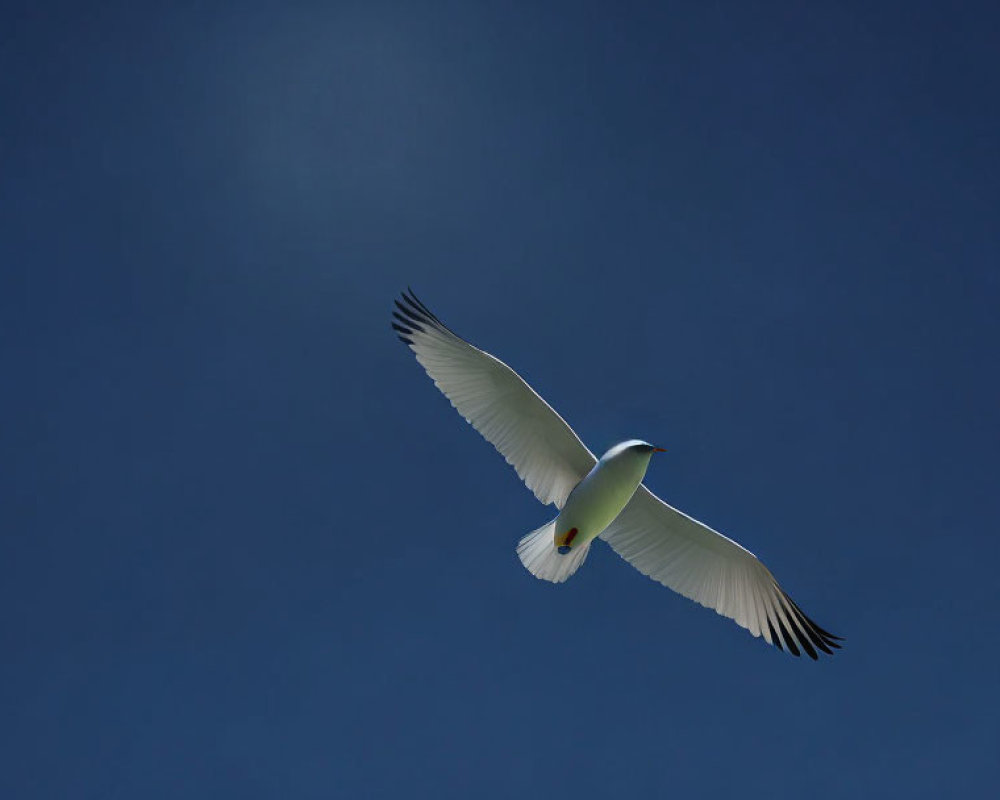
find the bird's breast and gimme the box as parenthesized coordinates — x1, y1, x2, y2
(554, 456, 649, 548)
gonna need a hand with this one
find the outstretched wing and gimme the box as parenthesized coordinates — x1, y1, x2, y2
(601, 486, 842, 659)
(392, 290, 596, 508)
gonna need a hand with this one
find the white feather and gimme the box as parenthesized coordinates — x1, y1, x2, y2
(599, 486, 840, 658)
(516, 519, 591, 583)
(393, 292, 595, 508)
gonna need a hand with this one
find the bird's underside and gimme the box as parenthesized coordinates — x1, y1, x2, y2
(392, 289, 842, 659)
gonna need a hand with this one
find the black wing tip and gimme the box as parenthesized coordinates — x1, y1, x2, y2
(766, 619, 783, 653)
(776, 616, 801, 657)
(391, 321, 414, 345)
(392, 310, 425, 333)
(782, 591, 844, 653)
(392, 287, 448, 347)
(391, 296, 433, 349)
(394, 291, 437, 331)
(391, 288, 466, 346)
(768, 590, 842, 660)
(404, 287, 443, 323)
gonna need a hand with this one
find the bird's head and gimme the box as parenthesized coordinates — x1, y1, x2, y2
(602, 439, 667, 461)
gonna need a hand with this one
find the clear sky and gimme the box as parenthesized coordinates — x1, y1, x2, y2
(3, 1, 999, 797)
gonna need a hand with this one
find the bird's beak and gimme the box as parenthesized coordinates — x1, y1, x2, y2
(653, 447, 667, 453)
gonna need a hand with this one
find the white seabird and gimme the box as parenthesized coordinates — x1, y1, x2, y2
(392, 290, 841, 659)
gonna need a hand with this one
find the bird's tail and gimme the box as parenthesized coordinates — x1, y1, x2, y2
(516, 518, 591, 583)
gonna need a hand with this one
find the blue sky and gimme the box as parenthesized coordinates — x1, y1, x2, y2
(3, 1, 999, 797)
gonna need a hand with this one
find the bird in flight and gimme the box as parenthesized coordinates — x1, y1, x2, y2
(392, 289, 841, 659)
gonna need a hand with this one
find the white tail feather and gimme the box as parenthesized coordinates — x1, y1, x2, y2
(516, 519, 590, 583)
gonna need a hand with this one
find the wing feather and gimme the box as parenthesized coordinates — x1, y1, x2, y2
(393, 290, 596, 508)
(600, 486, 841, 658)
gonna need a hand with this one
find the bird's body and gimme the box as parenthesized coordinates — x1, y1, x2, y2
(555, 441, 657, 553)
(392, 290, 842, 659)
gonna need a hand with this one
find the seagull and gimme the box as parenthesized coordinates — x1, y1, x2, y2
(392, 289, 841, 659)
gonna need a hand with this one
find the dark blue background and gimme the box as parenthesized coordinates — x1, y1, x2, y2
(4, 2, 998, 796)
